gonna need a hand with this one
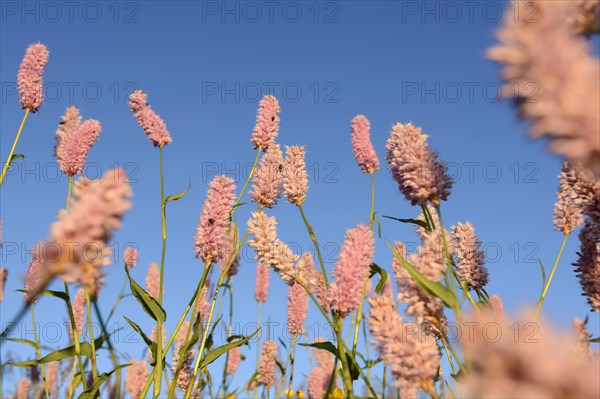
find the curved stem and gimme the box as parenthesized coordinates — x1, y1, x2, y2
(369, 171, 375, 229)
(298, 205, 329, 287)
(233, 147, 262, 211)
(535, 233, 569, 318)
(351, 279, 368, 357)
(66, 175, 74, 211)
(31, 305, 50, 399)
(154, 145, 167, 398)
(0, 108, 30, 188)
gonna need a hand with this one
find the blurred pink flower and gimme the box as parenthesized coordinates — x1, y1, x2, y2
(0, 268, 6, 303)
(287, 283, 308, 334)
(194, 175, 236, 264)
(351, 115, 380, 173)
(386, 122, 452, 206)
(251, 144, 283, 209)
(296, 252, 329, 313)
(254, 262, 270, 304)
(283, 145, 308, 206)
(23, 257, 42, 303)
(569, 0, 600, 36)
(226, 346, 241, 375)
(125, 359, 148, 399)
(219, 224, 240, 278)
(124, 247, 138, 267)
(257, 340, 277, 388)
(452, 221, 489, 289)
(129, 90, 172, 147)
(328, 224, 375, 317)
(17, 43, 49, 112)
(488, 0, 600, 177)
(146, 262, 160, 300)
(71, 289, 86, 340)
(251, 95, 281, 150)
(15, 377, 31, 399)
(368, 293, 440, 398)
(573, 217, 600, 312)
(55, 107, 101, 176)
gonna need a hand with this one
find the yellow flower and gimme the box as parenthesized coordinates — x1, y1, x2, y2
(285, 389, 294, 398)
(296, 390, 305, 399)
(225, 395, 235, 399)
(329, 388, 346, 399)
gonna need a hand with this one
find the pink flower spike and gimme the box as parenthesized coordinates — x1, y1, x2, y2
(18, 43, 49, 112)
(257, 340, 277, 388)
(129, 90, 172, 147)
(146, 262, 160, 300)
(254, 262, 270, 304)
(287, 283, 308, 335)
(283, 145, 309, 206)
(351, 115, 380, 173)
(55, 113, 101, 176)
(124, 247, 138, 267)
(251, 95, 281, 150)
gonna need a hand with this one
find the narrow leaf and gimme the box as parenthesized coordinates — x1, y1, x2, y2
(124, 265, 166, 322)
(78, 364, 129, 399)
(123, 317, 156, 362)
(382, 215, 428, 229)
(200, 328, 260, 369)
(165, 182, 191, 205)
(7, 338, 39, 351)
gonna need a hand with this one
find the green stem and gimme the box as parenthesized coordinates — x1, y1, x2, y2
(92, 301, 121, 399)
(335, 317, 353, 398)
(369, 171, 375, 229)
(382, 364, 387, 399)
(31, 305, 50, 399)
(351, 278, 368, 357)
(286, 334, 298, 396)
(535, 234, 569, 318)
(233, 147, 262, 210)
(0, 108, 30, 188)
(84, 290, 98, 380)
(154, 145, 167, 399)
(298, 204, 329, 287)
(66, 175, 74, 211)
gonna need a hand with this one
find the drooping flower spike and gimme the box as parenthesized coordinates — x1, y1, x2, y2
(129, 89, 172, 147)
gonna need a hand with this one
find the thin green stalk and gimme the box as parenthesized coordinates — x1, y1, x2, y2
(66, 175, 74, 211)
(0, 108, 30, 187)
(154, 145, 167, 399)
(92, 301, 121, 399)
(298, 204, 329, 286)
(335, 317, 354, 398)
(323, 357, 339, 399)
(351, 278, 369, 357)
(382, 364, 387, 399)
(84, 290, 98, 380)
(286, 334, 298, 396)
(31, 305, 50, 399)
(369, 171, 375, 229)
(535, 233, 569, 317)
(233, 147, 262, 210)
(219, 283, 235, 397)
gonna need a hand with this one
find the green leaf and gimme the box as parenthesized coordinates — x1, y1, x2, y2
(345, 351, 360, 380)
(299, 341, 337, 357)
(10, 154, 24, 162)
(17, 289, 70, 302)
(590, 337, 600, 343)
(7, 338, 39, 351)
(200, 328, 260, 369)
(165, 182, 191, 205)
(387, 241, 457, 309)
(232, 202, 247, 209)
(382, 215, 429, 229)
(78, 364, 129, 399)
(179, 315, 202, 360)
(369, 263, 388, 294)
(9, 336, 107, 368)
(124, 265, 166, 322)
(123, 317, 156, 363)
(373, 213, 382, 238)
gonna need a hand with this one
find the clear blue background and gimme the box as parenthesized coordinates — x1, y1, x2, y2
(1, 1, 599, 397)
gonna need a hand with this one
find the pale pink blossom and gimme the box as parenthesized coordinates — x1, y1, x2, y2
(328, 224, 375, 318)
(287, 283, 308, 334)
(368, 293, 440, 398)
(23, 257, 42, 303)
(568, 0, 600, 36)
(307, 367, 332, 399)
(573, 217, 600, 312)
(296, 252, 329, 313)
(386, 122, 452, 206)
(124, 247, 138, 267)
(254, 262, 270, 304)
(194, 175, 236, 264)
(145, 262, 160, 300)
(226, 346, 241, 375)
(219, 224, 240, 278)
(248, 211, 298, 285)
(129, 90, 172, 147)
(45, 361, 58, 394)
(554, 163, 586, 234)
(351, 115, 380, 173)
(251, 144, 283, 209)
(452, 221, 489, 289)
(15, 377, 31, 399)
(37, 168, 131, 297)
(257, 340, 277, 388)
(488, 0, 600, 177)
(196, 286, 210, 324)
(283, 145, 308, 206)
(70, 289, 86, 340)
(251, 95, 281, 150)
(125, 359, 148, 399)
(573, 317, 592, 358)
(17, 43, 49, 112)
(55, 107, 101, 176)
(0, 268, 7, 302)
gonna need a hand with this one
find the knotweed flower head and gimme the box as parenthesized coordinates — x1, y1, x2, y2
(15, 377, 31, 399)
(569, 0, 600, 36)
(36, 168, 131, 298)
(23, 257, 43, 303)
(196, 286, 210, 324)
(452, 221, 489, 289)
(351, 115, 380, 173)
(194, 175, 236, 264)
(461, 310, 600, 398)
(314, 336, 335, 370)
(45, 362, 58, 394)
(488, 0, 600, 177)
(328, 224, 375, 318)
(0, 268, 6, 302)
(71, 289, 86, 340)
(254, 262, 270, 304)
(283, 145, 308, 206)
(226, 346, 241, 375)
(308, 367, 334, 399)
(251, 144, 283, 209)
(573, 218, 600, 312)
(554, 163, 585, 234)
(287, 283, 308, 334)
(296, 252, 329, 313)
(17, 43, 49, 112)
(368, 293, 440, 398)
(257, 340, 277, 388)
(251, 95, 281, 150)
(129, 90, 172, 147)
(573, 317, 592, 358)
(125, 359, 148, 399)
(386, 122, 452, 206)
(124, 247, 138, 268)
(146, 262, 160, 300)
(55, 107, 101, 176)
(248, 211, 298, 285)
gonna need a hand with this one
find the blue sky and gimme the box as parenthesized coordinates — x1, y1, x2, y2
(1, 0, 599, 396)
